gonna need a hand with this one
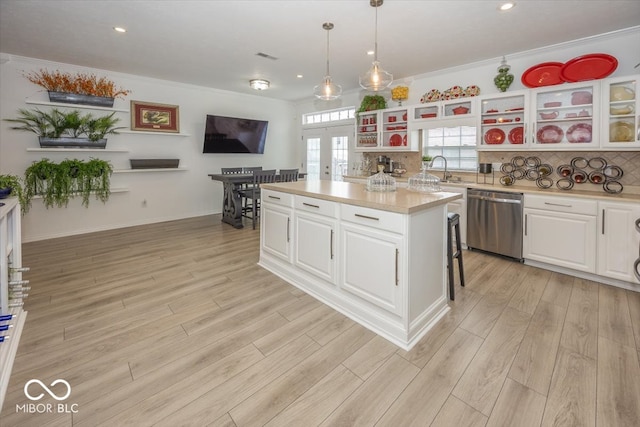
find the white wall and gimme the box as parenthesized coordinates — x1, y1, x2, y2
(296, 27, 640, 116)
(0, 56, 299, 242)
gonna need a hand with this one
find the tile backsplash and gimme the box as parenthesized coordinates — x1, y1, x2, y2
(361, 151, 640, 188)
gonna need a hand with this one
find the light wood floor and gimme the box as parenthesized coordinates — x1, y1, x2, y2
(2, 214, 640, 426)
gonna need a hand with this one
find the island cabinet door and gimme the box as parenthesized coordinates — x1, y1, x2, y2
(339, 223, 404, 316)
(294, 211, 337, 285)
(261, 202, 293, 263)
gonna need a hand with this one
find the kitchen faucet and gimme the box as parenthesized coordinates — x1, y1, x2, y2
(429, 155, 452, 181)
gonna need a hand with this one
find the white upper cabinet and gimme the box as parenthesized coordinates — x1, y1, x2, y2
(477, 90, 529, 151)
(600, 74, 640, 149)
(530, 81, 600, 150)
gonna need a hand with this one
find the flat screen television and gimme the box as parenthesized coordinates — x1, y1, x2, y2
(203, 114, 268, 154)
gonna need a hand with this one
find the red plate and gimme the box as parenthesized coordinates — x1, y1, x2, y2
(508, 126, 524, 144)
(389, 134, 402, 146)
(484, 128, 506, 145)
(536, 125, 564, 143)
(560, 53, 617, 82)
(521, 62, 564, 88)
(566, 123, 592, 143)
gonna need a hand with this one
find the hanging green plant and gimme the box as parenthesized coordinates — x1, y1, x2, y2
(356, 95, 387, 114)
(0, 174, 27, 213)
(23, 158, 113, 210)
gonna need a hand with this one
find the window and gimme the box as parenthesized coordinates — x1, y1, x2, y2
(422, 125, 477, 171)
(303, 107, 355, 125)
(331, 136, 349, 181)
(306, 137, 321, 181)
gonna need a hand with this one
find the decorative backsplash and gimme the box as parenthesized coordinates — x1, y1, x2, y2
(359, 150, 640, 189)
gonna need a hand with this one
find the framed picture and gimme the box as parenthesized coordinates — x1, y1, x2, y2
(131, 101, 180, 133)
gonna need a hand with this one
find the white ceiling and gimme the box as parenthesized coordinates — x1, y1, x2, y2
(1, 0, 639, 102)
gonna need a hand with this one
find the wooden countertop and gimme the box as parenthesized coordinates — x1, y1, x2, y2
(261, 181, 462, 214)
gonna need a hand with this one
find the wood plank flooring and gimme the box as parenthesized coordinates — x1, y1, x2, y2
(2, 214, 640, 426)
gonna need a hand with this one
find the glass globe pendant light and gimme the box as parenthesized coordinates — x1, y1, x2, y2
(313, 22, 342, 100)
(359, 0, 393, 91)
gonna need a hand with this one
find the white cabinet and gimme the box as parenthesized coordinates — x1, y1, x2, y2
(258, 182, 454, 350)
(600, 74, 640, 149)
(530, 81, 600, 150)
(293, 196, 337, 285)
(0, 198, 28, 411)
(477, 90, 529, 150)
(597, 201, 640, 283)
(523, 194, 597, 273)
(340, 207, 404, 316)
(260, 190, 293, 263)
(355, 106, 418, 152)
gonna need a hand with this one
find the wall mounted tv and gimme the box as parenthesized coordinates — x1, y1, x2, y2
(203, 114, 268, 154)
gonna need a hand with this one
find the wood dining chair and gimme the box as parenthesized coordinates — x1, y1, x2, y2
(239, 169, 276, 229)
(221, 167, 243, 174)
(279, 168, 299, 182)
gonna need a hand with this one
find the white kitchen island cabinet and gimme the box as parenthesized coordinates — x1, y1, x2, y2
(259, 181, 461, 351)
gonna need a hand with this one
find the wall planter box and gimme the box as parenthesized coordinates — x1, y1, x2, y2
(39, 137, 107, 149)
(130, 159, 180, 169)
(48, 91, 115, 108)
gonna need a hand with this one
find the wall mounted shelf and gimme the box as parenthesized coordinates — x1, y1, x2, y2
(118, 130, 191, 137)
(113, 168, 188, 173)
(26, 148, 129, 153)
(24, 99, 129, 112)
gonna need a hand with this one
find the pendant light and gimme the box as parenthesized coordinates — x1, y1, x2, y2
(359, 0, 393, 91)
(313, 22, 342, 100)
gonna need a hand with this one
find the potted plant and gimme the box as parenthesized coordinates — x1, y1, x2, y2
(24, 158, 58, 209)
(23, 69, 131, 107)
(0, 174, 27, 212)
(356, 95, 387, 114)
(5, 108, 123, 148)
(23, 158, 113, 209)
(80, 158, 113, 206)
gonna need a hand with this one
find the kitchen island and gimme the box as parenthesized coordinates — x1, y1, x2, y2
(258, 180, 461, 350)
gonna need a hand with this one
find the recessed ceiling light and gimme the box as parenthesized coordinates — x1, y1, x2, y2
(499, 2, 515, 11)
(367, 50, 375, 56)
(113, 27, 127, 33)
(296, 74, 303, 79)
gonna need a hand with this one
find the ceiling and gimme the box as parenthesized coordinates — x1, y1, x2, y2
(1, 0, 639, 102)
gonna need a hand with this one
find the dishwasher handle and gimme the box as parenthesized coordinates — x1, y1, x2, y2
(467, 194, 522, 204)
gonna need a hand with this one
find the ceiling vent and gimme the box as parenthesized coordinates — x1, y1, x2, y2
(256, 52, 278, 60)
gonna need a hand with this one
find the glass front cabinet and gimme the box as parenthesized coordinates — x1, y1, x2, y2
(531, 81, 600, 150)
(601, 74, 639, 149)
(355, 106, 418, 152)
(477, 90, 529, 150)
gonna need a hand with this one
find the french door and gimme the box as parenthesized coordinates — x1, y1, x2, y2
(302, 125, 352, 181)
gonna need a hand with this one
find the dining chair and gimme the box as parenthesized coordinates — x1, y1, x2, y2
(221, 167, 243, 174)
(279, 168, 299, 182)
(239, 169, 277, 229)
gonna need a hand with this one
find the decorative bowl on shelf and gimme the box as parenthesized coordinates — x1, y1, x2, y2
(539, 111, 559, 119)
(543, 101, 562, 108)
(421, 113, 437, 118)
(571, 91, 593, 105)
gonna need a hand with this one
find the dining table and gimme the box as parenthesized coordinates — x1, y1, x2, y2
(208, 172, 304, 228)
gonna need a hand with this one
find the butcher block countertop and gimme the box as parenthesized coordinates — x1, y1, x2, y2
(260, 180, 461, 214)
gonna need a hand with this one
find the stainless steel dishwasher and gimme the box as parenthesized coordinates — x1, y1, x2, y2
(467, 189, 524, 260)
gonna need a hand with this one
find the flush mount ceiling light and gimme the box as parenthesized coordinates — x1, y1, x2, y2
(249, 79, 270, 90)
(113, 26, 127, 33)
(313, 22, 342, 101)
(359, 0, 393, 92)
(498, 2, 516, 11)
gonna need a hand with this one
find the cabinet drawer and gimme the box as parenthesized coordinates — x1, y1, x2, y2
(295, 195, 337, 217)
(525, 194, 597, 216)
(341, 204, 405, 234)
(262, 189, 293, 207)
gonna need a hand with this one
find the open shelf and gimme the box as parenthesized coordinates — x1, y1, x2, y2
(118, 130, 191, 137)
(26, 148, 129, 153)
(24, 99, 129, 112)
(113, 168, 188, 173)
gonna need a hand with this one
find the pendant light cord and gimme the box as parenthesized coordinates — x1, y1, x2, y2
(374, 3, 379, 62)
